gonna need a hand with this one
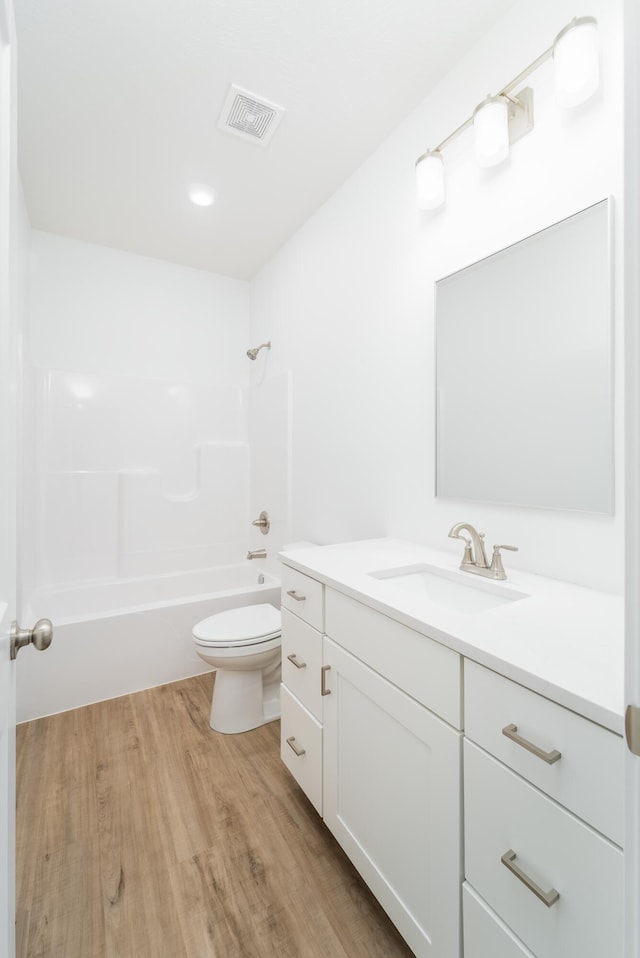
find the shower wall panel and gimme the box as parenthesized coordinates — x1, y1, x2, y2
(248, 371, 292, 554)
(33, 369, 249, 590)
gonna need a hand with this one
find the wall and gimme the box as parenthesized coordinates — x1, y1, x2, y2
(250, 0, 624, 593)
(23, 232, 252, 604)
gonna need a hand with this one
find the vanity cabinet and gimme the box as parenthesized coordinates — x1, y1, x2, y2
(463, 661, 624, 958)
(279, 553, 623, 958)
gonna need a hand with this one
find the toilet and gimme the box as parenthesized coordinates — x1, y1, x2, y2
(192, 603, 282, 734)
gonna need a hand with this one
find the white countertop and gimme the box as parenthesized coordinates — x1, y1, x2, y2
(278, 538, 624, 735)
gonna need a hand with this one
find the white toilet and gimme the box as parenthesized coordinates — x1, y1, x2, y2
(192, 603, 282, 734)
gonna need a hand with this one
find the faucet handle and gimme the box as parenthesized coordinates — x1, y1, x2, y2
(490, 544, 518, 580)
(460, 537, 473, 565)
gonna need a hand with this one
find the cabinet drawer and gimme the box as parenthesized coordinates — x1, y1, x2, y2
(280, 685, 322, 815)
(325, 588, 461, 728)
(463, 883, 535, 958)
(465, 660, 623, 845)
(281, 608, 323, 720)
(281, 566, 324, 631)
(464, 740, 623, 958)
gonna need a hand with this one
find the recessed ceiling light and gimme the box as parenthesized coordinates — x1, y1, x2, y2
(188, 183, 216, 207)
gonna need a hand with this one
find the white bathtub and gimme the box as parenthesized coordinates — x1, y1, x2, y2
(18, 562, 281, 723)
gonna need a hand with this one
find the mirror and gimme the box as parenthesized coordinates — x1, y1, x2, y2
(435, 199, 612, 514)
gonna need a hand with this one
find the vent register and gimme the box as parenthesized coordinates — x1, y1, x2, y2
(218, 85, 285, 146)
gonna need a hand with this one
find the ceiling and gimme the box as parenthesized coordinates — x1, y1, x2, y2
(15, 0, 517, 280)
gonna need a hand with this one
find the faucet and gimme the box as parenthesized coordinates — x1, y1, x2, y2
(448, 522, 518, 580)
(247, 549, 267, 560)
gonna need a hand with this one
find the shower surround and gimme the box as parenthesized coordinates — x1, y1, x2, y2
(19, 231, 290, 721)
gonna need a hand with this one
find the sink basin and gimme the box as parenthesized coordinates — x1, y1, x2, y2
(367, 563, 528, 614)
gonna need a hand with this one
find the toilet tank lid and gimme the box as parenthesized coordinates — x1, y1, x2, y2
(193, 603, 281, 643)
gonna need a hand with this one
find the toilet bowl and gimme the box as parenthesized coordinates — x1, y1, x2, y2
(192, 603, 281, 734)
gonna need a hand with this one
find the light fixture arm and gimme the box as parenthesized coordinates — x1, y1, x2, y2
(498, 45, 554, 99)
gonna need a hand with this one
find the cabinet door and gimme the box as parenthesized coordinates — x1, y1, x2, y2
(322, 637, 462, 958)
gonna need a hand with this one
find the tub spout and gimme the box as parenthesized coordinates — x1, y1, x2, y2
(247, 549, 267, 560)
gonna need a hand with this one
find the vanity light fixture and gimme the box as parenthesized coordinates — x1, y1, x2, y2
(553, 16, 600, 108)
(415, 16, 599, 210)
(473, 95, 510, 168)
(416, 149, 445, 210)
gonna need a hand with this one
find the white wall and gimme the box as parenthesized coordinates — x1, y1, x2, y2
(24, 232, 252, 598)
(250, 0, 624, 593)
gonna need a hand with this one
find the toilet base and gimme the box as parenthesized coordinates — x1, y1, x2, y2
(209, 669, 281, 734)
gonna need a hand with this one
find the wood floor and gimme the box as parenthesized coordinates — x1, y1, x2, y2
(15, 673, 415, 958)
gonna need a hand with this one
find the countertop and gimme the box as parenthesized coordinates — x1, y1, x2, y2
(278, 538, 624, 735)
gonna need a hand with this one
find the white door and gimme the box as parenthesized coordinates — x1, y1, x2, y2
(625, 1, 640, 955)
(0, 1, 18, 955)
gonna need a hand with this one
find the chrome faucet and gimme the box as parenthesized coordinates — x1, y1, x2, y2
(247, 549, 267, 560)
(448, 522, 518, 581)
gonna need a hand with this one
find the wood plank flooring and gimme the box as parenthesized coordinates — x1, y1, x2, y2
(16, 673, 415, 958)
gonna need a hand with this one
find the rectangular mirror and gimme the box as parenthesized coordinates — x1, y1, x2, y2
(435, 199, 613, 514)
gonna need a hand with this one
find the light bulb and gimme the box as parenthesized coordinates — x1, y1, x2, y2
(553, 17, 599, 108)
(415, 150, 445, 210)
(473, 96, 509, 168)
(188, 183, 216, 207)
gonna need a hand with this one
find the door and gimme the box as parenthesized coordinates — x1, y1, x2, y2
(322, 637, 462, 958)
(625, 1, 640, 955)
(0, 0, 18, 955)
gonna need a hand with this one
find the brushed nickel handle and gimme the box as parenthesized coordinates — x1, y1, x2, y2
(501, 849, 559, 907)
(251, 510, 270, 535)
(10, 618, 54, 660)
(321, 664, 331, 696)
(287, 653, 307, 670)
(502, 723, 561, 764)
(286, 590, 306, 602)
(286, 736, 306, 757)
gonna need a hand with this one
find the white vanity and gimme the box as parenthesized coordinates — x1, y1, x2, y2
(278, 539, 624, 958)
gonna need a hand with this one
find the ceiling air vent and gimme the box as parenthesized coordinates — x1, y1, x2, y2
(218, 85, 285, 147)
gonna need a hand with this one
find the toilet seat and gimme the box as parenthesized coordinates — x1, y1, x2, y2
(193, 603, 281, 648)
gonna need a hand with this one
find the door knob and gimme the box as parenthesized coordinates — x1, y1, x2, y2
(10, 618, 54, 660)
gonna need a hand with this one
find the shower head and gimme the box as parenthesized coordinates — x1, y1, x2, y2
(246, 341, 271, 361)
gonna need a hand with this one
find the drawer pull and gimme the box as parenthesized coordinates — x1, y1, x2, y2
(501, 849, 559, 908)
(502, 723, 561, 764)
(287, 653, 307, 670)
(286, 736, 306, 757)
(321, 664, 331, 696)
(286, 590, 306, 602)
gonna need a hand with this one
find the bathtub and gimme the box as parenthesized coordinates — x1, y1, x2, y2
(18, 562, 281, 723)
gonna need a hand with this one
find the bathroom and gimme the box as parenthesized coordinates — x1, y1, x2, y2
(2, 0, 638, 954)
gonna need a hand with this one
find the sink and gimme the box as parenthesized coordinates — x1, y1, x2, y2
(367, 563, 528, 614)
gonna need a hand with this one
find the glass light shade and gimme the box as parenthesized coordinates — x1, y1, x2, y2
(416, 151, 445, 210)
(553, 17, 599, 108)
(473, 96, 509, 168)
